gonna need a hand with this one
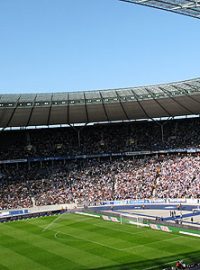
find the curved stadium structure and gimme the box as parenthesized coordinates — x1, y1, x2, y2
(0, 77, 200, 128)
(1, 2, 200, 270)
(120, 0, 200, 19)
(0, 1, 200, 128)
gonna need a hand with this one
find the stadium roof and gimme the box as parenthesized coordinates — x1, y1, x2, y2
(119, 0, 200, 19)
(0, 78, 200, 128)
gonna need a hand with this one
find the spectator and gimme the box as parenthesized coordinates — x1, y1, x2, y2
(0, 154, 200, 210)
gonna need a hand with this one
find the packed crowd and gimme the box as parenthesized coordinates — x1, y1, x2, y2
(0, 117, 200, 160)
(0, 154, 200, 210)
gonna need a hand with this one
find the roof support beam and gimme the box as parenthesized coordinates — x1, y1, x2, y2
(83, 92, 89, 123)
(115, 91, 130, 120)
(171, 1, 200, 10)
(119, 0, 200, 19)
(144, 88, 173, 117)
(67, 93, 70, 124)
(47, 94, 53, 126)
(99, 92, 109, 122)
(172, 85, 200, 108)
(159, 87, 195, 115)
(130, 90, 151, 119)
(4, 96, 21, 129)
(26, 95, 37, 127)
(184, 82, 200, 102)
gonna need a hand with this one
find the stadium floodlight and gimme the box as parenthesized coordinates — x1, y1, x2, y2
(119, 0, 200, 19)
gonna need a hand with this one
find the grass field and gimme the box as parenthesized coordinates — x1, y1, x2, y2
(0, 213, 200, 270)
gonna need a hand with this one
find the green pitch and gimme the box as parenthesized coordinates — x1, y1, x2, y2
(0, 213, 200, 270)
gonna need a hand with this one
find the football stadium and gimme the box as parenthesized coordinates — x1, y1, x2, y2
(0, 1, 200, 270)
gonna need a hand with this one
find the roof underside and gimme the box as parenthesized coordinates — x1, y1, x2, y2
(0, 78, 200, 128)
(120, 0, 200, 19)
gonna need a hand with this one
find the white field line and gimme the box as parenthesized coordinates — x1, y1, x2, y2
(93, 222, 148, 236)
(42, 213, 67, 232)
(40, 216, 99, 232)
(54, 225, 181, 252)
(39, 216, 188, 261)
(129, 221, 149, 227)
(54, 230, 125, 251)
(179, 231, 200, 238)
(75, 212, 100, 218)
(54, 230, 185, 256)
(121, 235, 184, 251)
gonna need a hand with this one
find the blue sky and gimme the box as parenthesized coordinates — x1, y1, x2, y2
(0, 0, 199, 94)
